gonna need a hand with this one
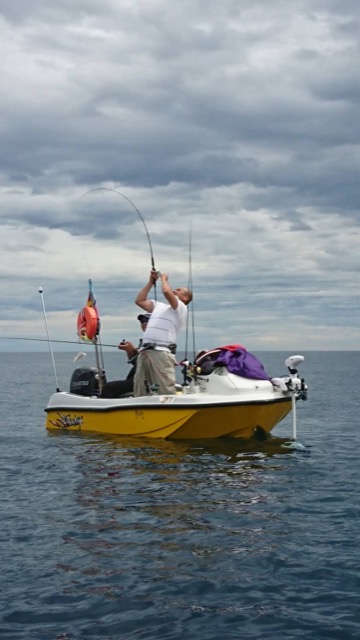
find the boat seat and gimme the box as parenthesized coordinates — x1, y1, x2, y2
(101, 379, 134, 398)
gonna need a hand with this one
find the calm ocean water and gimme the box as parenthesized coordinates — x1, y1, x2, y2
(0, 350, 359, 640)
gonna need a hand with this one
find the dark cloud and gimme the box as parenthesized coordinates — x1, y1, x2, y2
(1, 0, 360, 349)
(0, 0, 110, 25)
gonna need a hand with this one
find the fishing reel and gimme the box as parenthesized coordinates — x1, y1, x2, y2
(144, 380, 160, 395)
(180, 361, 202, 383)
(151, 269, 162, 283)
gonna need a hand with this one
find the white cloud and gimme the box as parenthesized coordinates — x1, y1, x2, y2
(0, 0, 359, 353)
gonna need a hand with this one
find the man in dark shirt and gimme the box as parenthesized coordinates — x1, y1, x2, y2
(101, 313, 150, 398)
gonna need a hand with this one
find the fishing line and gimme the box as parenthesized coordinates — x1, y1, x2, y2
(0, 336, 122, 349)
(80, 187, 157, 299)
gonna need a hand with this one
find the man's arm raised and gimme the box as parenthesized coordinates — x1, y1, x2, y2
(135, 270, 158, 312)
(161, 273, 179, 310)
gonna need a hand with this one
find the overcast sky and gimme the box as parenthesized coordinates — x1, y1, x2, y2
(1, 0, 359, 355)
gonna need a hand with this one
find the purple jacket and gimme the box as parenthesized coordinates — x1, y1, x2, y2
(214, 347, 270, 380)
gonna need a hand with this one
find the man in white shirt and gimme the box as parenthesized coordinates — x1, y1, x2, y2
(134, 270, 192, 396)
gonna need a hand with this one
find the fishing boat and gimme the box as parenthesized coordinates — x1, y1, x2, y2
(41, 190, 308, 442)
(45, 335, 308, 440)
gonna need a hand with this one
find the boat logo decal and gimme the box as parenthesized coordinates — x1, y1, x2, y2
(159, 396, 175, 403)
(50, 412, 83, 430)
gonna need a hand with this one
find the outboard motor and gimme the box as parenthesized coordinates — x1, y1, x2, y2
(70, 366, 106, 397)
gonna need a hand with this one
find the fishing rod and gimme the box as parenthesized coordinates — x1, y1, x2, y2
(184, 223, 196, 357)
(0, 336, 122, 349)
(80, 187, 158, 299)
(38, 287, 61, 391)
(188, 223, 196, 359)
(182, 223, 197, 386)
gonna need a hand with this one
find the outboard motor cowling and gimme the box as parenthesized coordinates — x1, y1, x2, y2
(70, 366, 105, 397)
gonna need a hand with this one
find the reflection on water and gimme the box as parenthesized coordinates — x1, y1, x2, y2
(48, 433, 296, 536)
(43, 431, 297, 637)
(48, 429, 293, 462)
(47, 432, 296, 571)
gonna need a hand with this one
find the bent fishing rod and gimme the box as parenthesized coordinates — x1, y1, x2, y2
(80, 187, 158, 298)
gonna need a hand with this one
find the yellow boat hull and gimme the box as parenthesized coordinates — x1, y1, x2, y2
(45, 396, 292, 439)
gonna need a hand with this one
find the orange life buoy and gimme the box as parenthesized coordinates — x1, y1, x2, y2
(77, 306, 99, 341)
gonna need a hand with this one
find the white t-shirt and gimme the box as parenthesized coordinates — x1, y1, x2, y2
(142, 300, 187, 346)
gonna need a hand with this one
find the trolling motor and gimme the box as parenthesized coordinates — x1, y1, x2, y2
(284, 355, 308, 401)
(272, 355, 307, 399)
(271, 355, 308, 450)
(282, 355, 308, 450)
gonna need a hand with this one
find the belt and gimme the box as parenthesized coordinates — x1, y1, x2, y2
(141, 342, 177, 354)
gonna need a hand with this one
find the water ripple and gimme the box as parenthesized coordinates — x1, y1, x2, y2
(1, 352, 359, 639)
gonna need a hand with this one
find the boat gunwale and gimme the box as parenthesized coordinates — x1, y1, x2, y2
(45, 395, 291, 414)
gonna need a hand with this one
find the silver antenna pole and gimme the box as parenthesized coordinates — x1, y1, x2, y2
(38, 287, 60, 391)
